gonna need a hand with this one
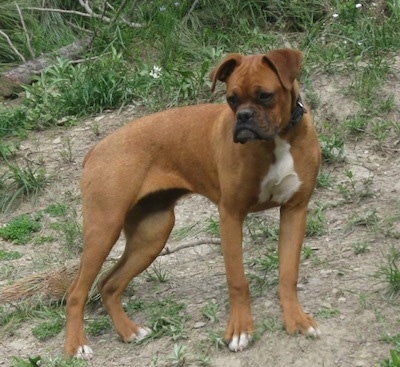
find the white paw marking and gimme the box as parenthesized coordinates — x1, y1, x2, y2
(127, 327, 152, 342)
(228, 332, 252, 352)
(307, 326, 321, 337)
(259, 136, 301, 204)
(136, 327, 151, 340)
(75, 345, 94, 360)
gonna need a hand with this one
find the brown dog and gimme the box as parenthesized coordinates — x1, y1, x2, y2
(64, 48, 321, 359)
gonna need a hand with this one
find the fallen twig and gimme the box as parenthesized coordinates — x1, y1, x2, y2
(15, 2, 35, 59)
(160, 237, 220, 255)
(0, 29, 25, 62)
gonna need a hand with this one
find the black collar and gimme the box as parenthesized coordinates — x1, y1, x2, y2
(286, 96, 307, 131)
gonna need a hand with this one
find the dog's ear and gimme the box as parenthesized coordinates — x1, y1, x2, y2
(263, 49, 303, 90)
(210, 53, 242, 92)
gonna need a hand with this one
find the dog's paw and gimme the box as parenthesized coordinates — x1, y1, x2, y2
(306, 326, 322, 338)
(125, 326, 152, 342)
(228, 332, 252, 352)
(75, 345, 94, 360)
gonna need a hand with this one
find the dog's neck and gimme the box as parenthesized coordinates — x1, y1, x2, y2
(289, 96, 306, 127)
(281, 95, 306, 135)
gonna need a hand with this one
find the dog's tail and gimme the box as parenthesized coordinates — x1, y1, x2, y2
(82, 146, 96, 167)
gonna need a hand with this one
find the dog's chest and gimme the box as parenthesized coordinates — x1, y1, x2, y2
(259, 137, 301, 204)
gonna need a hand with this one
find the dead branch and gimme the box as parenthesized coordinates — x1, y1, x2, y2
(0, 29, 25, 62)
(0, 36, 92, 97)
(15, 2, 35, 59)
(160, 237, 220, 256)
(183, 0, 200, 23)
(24, 2, 142, 28)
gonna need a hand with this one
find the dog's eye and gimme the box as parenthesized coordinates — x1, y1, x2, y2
(259, 92, 274, 104)
(227, 95, 238, 107)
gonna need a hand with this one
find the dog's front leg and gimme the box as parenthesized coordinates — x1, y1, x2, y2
(278, 204, 320, 337)
(219, 206, 254, 352)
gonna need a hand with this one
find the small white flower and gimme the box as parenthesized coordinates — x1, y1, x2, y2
(159, 6, 166, 11)
(174, 2, 180, 6)
(149, 65, 162, 79)
(332, 13, 339, 18)
(355, 3, 362, 8)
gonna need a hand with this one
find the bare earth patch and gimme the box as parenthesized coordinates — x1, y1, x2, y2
(0, 72, 399, 367)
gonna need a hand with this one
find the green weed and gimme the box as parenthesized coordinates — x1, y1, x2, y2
(146, 298, 188, 341)
(302, 245, 318, 260)
(306, 207, 327, 237)
(316, 170, 334, 189)
(0, 214, 41, 244)
(352, 241, 370, 255)
(167, 344, 187, 367)
(32, 317, 63, 341)
(206, 331, 226, 351)
(319, 133, 345, 164)
(0, 150, 47, 212)
(51, 210, 82, 254)
(10, 356, 41, 367)
(348, 210, 380, 232)
(10, 356, 87, 367)
(205, 216, 220, 236)
(245, 215, 279, 243)
(145, 260, 169, 283)
(201, 300, 219, 323)
(337, 169, 374, 202)
(316, 307, 339, 319)
(0, 249, 22, 260)
(377, 246, 400, 299)
(86, 317, 112, 336)
(249, 249, 279, 294)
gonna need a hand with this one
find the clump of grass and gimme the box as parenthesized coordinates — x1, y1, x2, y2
(167, 344, 187, 367)
(0, 150, 48, 213)
(319, 133, 345, 164)
(32, 317, 63, 341)
(377, 246, 400, 299)
(145, 260, 169, 283)
(0, 249, 23, 261)
(85, 317, 113, 337)
(306, 207, 327, 237)
(248, 249, 279, 294)
(245, 215, 279, 243)
(146, 298, 188, 341)
(0, 214, 41, 244)
(201, 299, 219, 323)
(352, 241, 370, 255)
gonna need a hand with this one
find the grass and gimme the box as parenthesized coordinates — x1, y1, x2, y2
(0, 249, 22, 260)
(0, 149, 48, 212)
(0, 0, 400, 365)
(0, 213, 41, 244)
(201, 300, 219, 324)
(144, 298, 188, 341)
(377, 246, 400, 299)
(32, 317, 64, 341)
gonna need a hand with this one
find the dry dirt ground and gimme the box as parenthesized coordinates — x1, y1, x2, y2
(0, 68, 399, 367)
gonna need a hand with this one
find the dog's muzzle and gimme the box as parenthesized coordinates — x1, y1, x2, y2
(234, 109, 268, 144)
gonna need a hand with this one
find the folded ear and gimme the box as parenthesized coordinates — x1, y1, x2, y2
(209, 53, 243, 92)
(263, 49, 303, 90)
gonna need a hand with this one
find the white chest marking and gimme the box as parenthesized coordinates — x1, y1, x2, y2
(259, 137, 301, 204)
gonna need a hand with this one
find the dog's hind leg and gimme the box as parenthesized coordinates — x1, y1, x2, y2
(65, 213, 124, 360)
(98, 189, 184, 343)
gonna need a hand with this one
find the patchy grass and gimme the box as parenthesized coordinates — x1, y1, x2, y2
(0, 214, 41, 245)
(0, 0, 400, 365)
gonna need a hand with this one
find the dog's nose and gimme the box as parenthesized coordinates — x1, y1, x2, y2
(237, 109, 254, 124)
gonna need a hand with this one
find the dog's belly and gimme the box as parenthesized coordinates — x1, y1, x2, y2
(259, 136, 301, 204)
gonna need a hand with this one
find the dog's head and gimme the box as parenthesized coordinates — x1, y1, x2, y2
(210, 49, 303, 144)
